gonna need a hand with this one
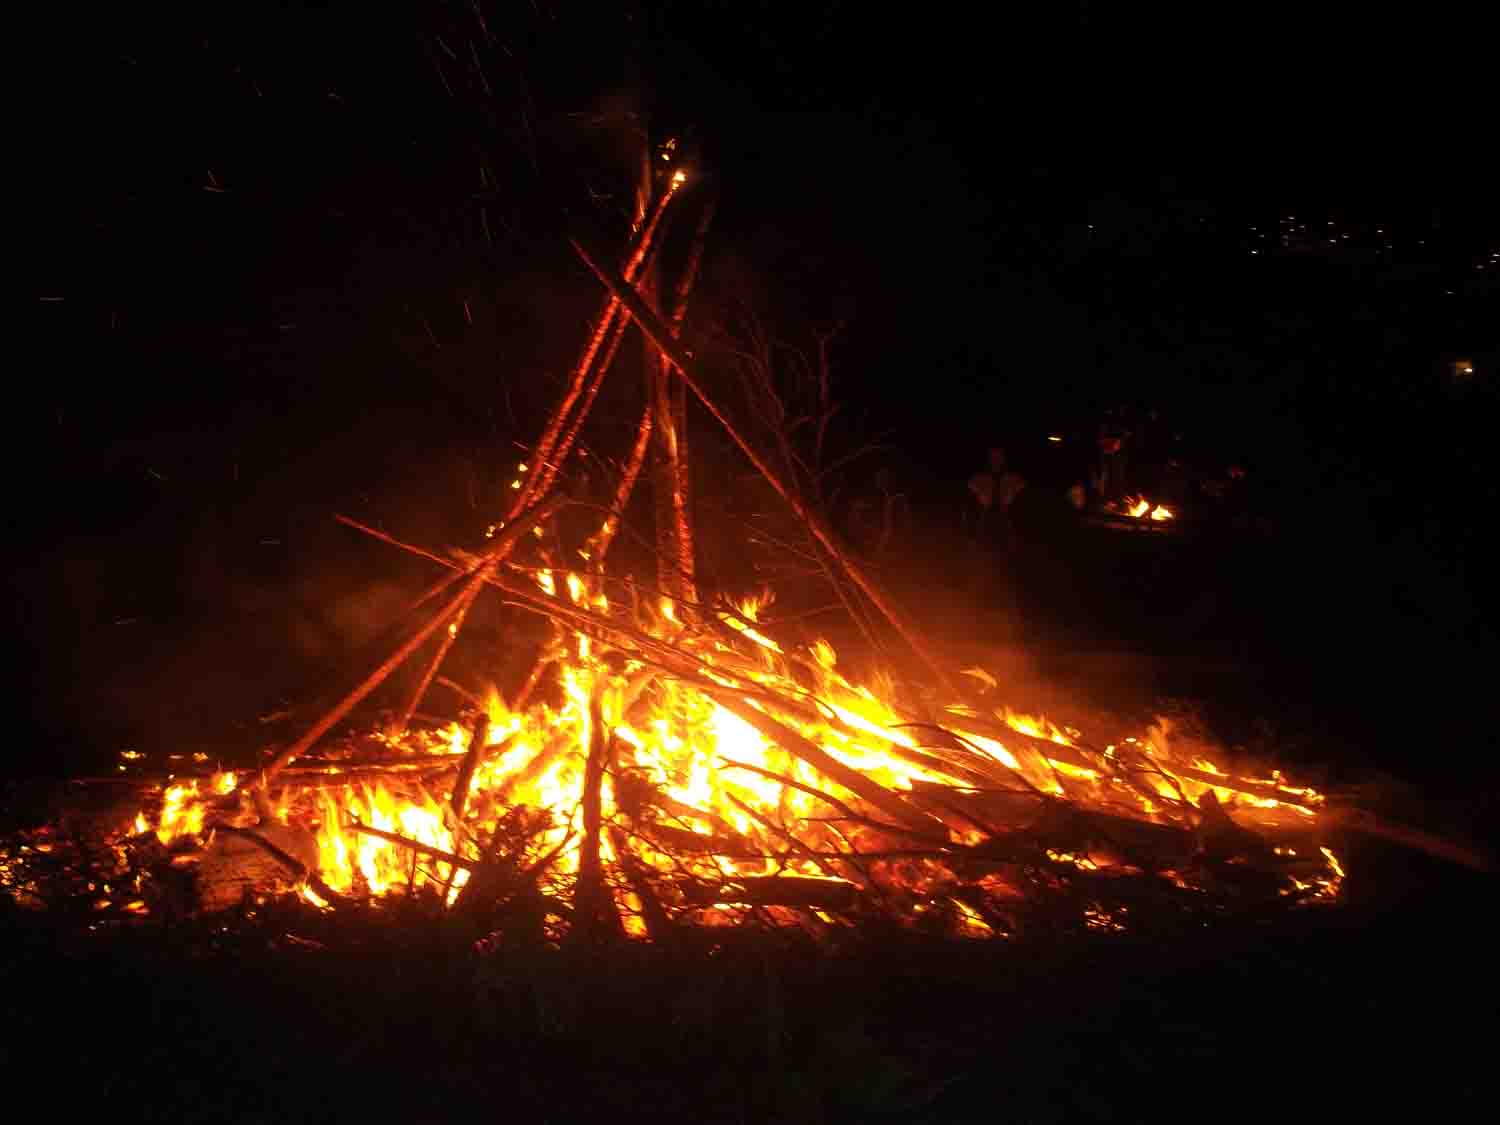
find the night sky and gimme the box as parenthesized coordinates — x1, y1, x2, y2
(18, 2, 1498, 767)
(29, 4, 1495, 479)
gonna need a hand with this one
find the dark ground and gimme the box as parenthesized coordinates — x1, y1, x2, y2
(2, 843, 1492, 1123)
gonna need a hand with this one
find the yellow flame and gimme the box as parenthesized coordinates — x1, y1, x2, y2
(952, 898, 993, 936)
(1320, 845, 1345, 880)
(117, 575, 1339, 931)
(1113, 495, 1173, 521)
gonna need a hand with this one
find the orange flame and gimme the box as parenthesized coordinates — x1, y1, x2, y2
(125, 568, 1342, 931)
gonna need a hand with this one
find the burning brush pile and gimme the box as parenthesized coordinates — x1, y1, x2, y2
(3, 588, 1345, 941)
(4, 165, 1454, 951)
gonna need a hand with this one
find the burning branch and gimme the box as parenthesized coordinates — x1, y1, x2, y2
(254, 493, 565, 788)
(568, 233, 958, 697)
(518, 178, 682, 513)
(394, 176, 689, 730)
(649, 193, 716, 608)
(572, 684, 623, 942)
(392, 582, 481, 737)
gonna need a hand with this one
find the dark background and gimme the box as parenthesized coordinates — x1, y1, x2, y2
(16, 2, 1497, 777)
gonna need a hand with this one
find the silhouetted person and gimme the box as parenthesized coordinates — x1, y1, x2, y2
(967, 447, 1025, 552)
(1097, 412, 1131, 499)
(1009, 482, 1086, 634)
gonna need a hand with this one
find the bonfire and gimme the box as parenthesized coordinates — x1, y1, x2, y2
(2, 159, 1481, 947)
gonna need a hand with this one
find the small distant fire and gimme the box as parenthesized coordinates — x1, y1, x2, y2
(1107, 495, 1174, 521)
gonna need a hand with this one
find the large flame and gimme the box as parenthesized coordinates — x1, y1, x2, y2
(128, 569, 1343, 932)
